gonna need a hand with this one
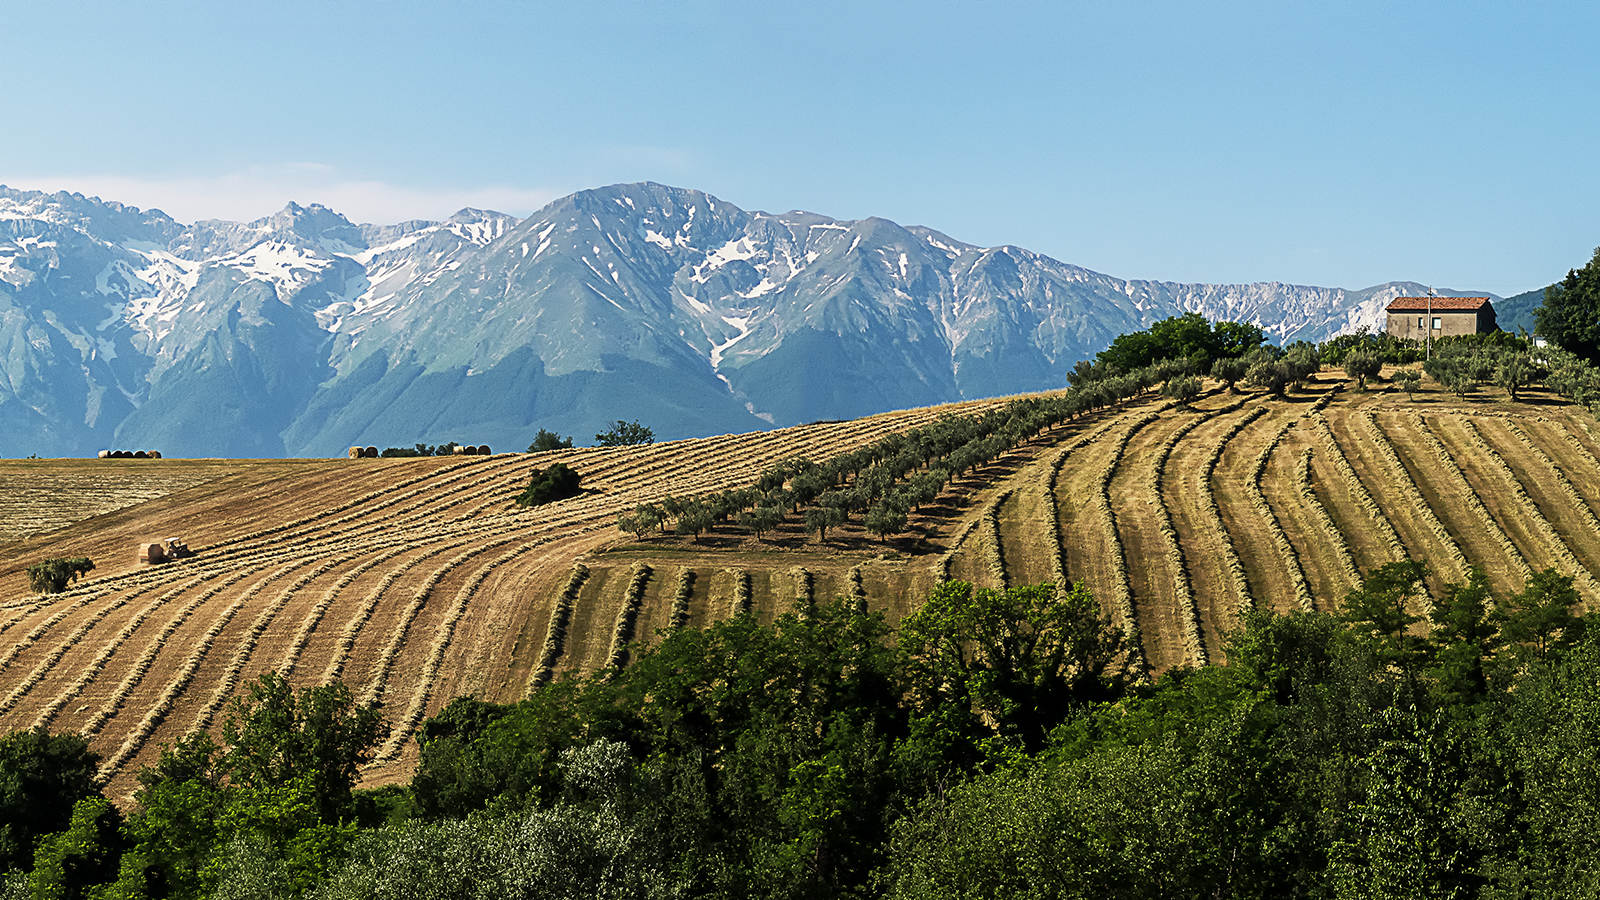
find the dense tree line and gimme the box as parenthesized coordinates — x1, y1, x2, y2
(5, 563, 1596, 899)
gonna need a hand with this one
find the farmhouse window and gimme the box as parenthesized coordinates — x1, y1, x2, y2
(1432, 317, 1442, 330)
(1418, 316, 1425, 327)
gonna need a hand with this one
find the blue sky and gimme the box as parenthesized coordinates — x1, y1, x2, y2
(3, 1, 1594, 295)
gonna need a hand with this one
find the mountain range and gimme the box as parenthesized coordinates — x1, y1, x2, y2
(0, 181, 1496, 458)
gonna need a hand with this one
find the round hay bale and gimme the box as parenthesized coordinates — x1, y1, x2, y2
(141, 543, 165, 564)
(149, 450, 162, 459)
(113, 450, 129, 459)
(133, 450, 148, 459)
(476, 445, 491, 456)
(98, 450, 110, 459)
(453, 445, 468, 455)
(363, 446, 378, 458)
(347, 447, 363, 459)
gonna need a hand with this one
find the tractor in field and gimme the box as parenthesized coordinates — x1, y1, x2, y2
(139, 536, 194, 564)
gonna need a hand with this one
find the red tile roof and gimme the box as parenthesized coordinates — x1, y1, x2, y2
(1386, 296, 1493, 312)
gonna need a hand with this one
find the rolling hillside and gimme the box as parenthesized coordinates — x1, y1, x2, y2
(1, 374, 1596, 803)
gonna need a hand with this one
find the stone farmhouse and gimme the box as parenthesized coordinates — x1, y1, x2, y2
(1384, 296, 1497, 340)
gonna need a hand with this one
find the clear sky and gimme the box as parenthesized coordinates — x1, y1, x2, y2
(2, 1, 1594, 296)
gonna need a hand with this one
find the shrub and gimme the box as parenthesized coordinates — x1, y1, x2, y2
(515, 464, 583, 508)
(24, 558, 95, 594)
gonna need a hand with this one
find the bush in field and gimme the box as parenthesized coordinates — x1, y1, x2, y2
(516, 464, 583, 508)
(24, 557, 95, 594)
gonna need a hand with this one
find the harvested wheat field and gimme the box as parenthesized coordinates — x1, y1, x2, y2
(3, 373, 1598, 803)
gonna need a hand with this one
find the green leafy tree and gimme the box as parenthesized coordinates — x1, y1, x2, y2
(28, 797, 125, 900)
(1337, 560, 1429, 673)
(1209, 356, 1249, 393)
(24, 559, 95, 595)
(1160, 374, 1201, 406)
(515, 463, 583, 507)
(1343, 351, 1382, 391)
(1246, 360, 1291, 397)
(1393, 368, 1422, 400)
(0, 729, 101, 874)
(1494, 353, 1534, 401)
(1491, 568, 1584, 670)
(219, 673, 386, 824)
(595, 420, 654, 447)
(526, 429, 573, 453)
(737, 506, 782, 541)
(898, 581, 1131, 756)
(1534, 246, 1600, 364)
(804, 506, 845, 543)
(1425, 567, 1496, 707)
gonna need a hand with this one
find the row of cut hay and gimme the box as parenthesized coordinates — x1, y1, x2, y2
(1096, 410, 1164, 645)
(0, 585, 152, 721)
(791, 567, 814, 611)
(32, 576, 204, 730)
(1245, 416, 1315, 612)
(360, 536, 523, 708)
(195, 452, 497, 558)
(530, 564, 589, 691)
(1461, 419, 1600, 600)
(277, 553, 403, 678)
(1042, 412, 1145, 592)
(1309, 414, 1406, 563)
(608, 563, 653, 668)
(80, 569, 256, 738)
(727, 568, 752, 618)
(189, 556, 355, 735)
(98, 560, 302, 784)
(1511, 421, 1600, 578)
(319, 534, 487, 685)
(1295, 448, 1362, 587)
(939, 518, 983, 582)
(1412, 414, 1531, 581)
(0, 590, 114, 678)
(848, 565, 867, 612)
(1147, 401, 1242, 668)
(1199, 406, 1269, 616)
(1357, 411, 1472, 580)
(0, 597, 49, 638)
(668, 569, 695, 630)
(981, 490, 1012, 589)
(374, 541, 533, 763)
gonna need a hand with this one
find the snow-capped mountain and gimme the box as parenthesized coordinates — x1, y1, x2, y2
(0, 182, 1492, 457)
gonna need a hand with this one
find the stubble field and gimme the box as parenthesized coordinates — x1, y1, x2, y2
(2, 373, 1596, 802)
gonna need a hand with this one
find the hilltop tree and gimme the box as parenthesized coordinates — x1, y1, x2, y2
(1535, 246, 1600, 364)
(595, 420, 654, 447)
(527, 429, 574, 453)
